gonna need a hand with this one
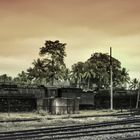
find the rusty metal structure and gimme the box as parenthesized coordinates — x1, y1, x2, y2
(0, 83, 138, 114)
(0, 83, 94, 114)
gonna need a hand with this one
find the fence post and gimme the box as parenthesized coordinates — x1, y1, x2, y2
(8, 98, 10, 117)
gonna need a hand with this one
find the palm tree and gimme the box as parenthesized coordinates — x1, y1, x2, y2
(83, 62, 96, 89)
(71, 62, 85, 88)
(120, 68, 130, 88)
(14, 71, 31, 85)
(129, 78, 139, 90)
(60, 66, 71, 82)
(27, 58, 46, 85)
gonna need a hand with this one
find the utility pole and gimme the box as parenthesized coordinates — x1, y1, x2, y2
(110, 47, 113, 110)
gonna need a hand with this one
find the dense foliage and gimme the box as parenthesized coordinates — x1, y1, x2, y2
(27, 40, 67, 86)
(0, 40, 138, 90)
(71, 53, 130, 90)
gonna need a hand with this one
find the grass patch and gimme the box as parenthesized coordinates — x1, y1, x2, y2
(0, 109, 130, 132)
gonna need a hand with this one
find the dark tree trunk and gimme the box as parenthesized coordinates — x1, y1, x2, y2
(51, 60, 54, 86)
(88, 78, 90, 89)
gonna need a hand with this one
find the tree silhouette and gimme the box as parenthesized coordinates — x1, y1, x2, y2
(39, 40, 66, 86)
(13, 71, 31, 85)
(129, 78, 139, 90)
(70, 52, 129, 90)
(0, 74, 12, 83)
(119, 68, 130, 88)
(83, 62, 96, 89)
(71, 62, 85, 88)
(27, 58, 46, 84)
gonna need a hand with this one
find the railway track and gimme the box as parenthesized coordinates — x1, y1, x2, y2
(0, 118, 140, 140)
(0, 113, 132, 123)
(69, 112, 135, 119)
(1, 126, 140, 140)
(0, 118, 40, 123)
(0, 111, 138, 124)
(47, 111, 140, 120)
(118, 136, 140, 140)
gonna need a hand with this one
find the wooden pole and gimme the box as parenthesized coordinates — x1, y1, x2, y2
(110, 47, 113, 110)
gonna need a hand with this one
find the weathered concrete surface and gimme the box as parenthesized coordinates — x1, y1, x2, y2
(43, 98, 80, 115)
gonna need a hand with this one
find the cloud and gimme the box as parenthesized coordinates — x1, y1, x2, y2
(1, 0, 140, 39)
(0, 0, 140, 78)
(0, 56, 30, 77)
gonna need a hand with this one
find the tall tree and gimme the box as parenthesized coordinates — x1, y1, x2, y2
(27, 58, 46, 84)
(0, 74, 12, 83)
(83, 62, 96, 89)
(119, 68, 130, 88)
(71, 62, 85, 88)
(87, 52, 122, 89)
(71, 52, 129, 90)
(39, 40, 67, 86)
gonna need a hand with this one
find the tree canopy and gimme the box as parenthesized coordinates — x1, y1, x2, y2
(0, 40, 134, 90)
(28, 40, 67, 86)
(71, 52, 130, 90)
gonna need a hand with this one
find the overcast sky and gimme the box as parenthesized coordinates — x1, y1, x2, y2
(0, 0, 140, 78)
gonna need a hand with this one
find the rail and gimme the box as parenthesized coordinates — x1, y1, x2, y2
(0, 118, 140, 139)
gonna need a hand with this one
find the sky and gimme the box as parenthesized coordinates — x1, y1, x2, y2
(0, 0, 140, 79)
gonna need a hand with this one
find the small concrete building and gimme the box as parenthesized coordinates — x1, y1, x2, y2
(43, 97, 80, 115)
